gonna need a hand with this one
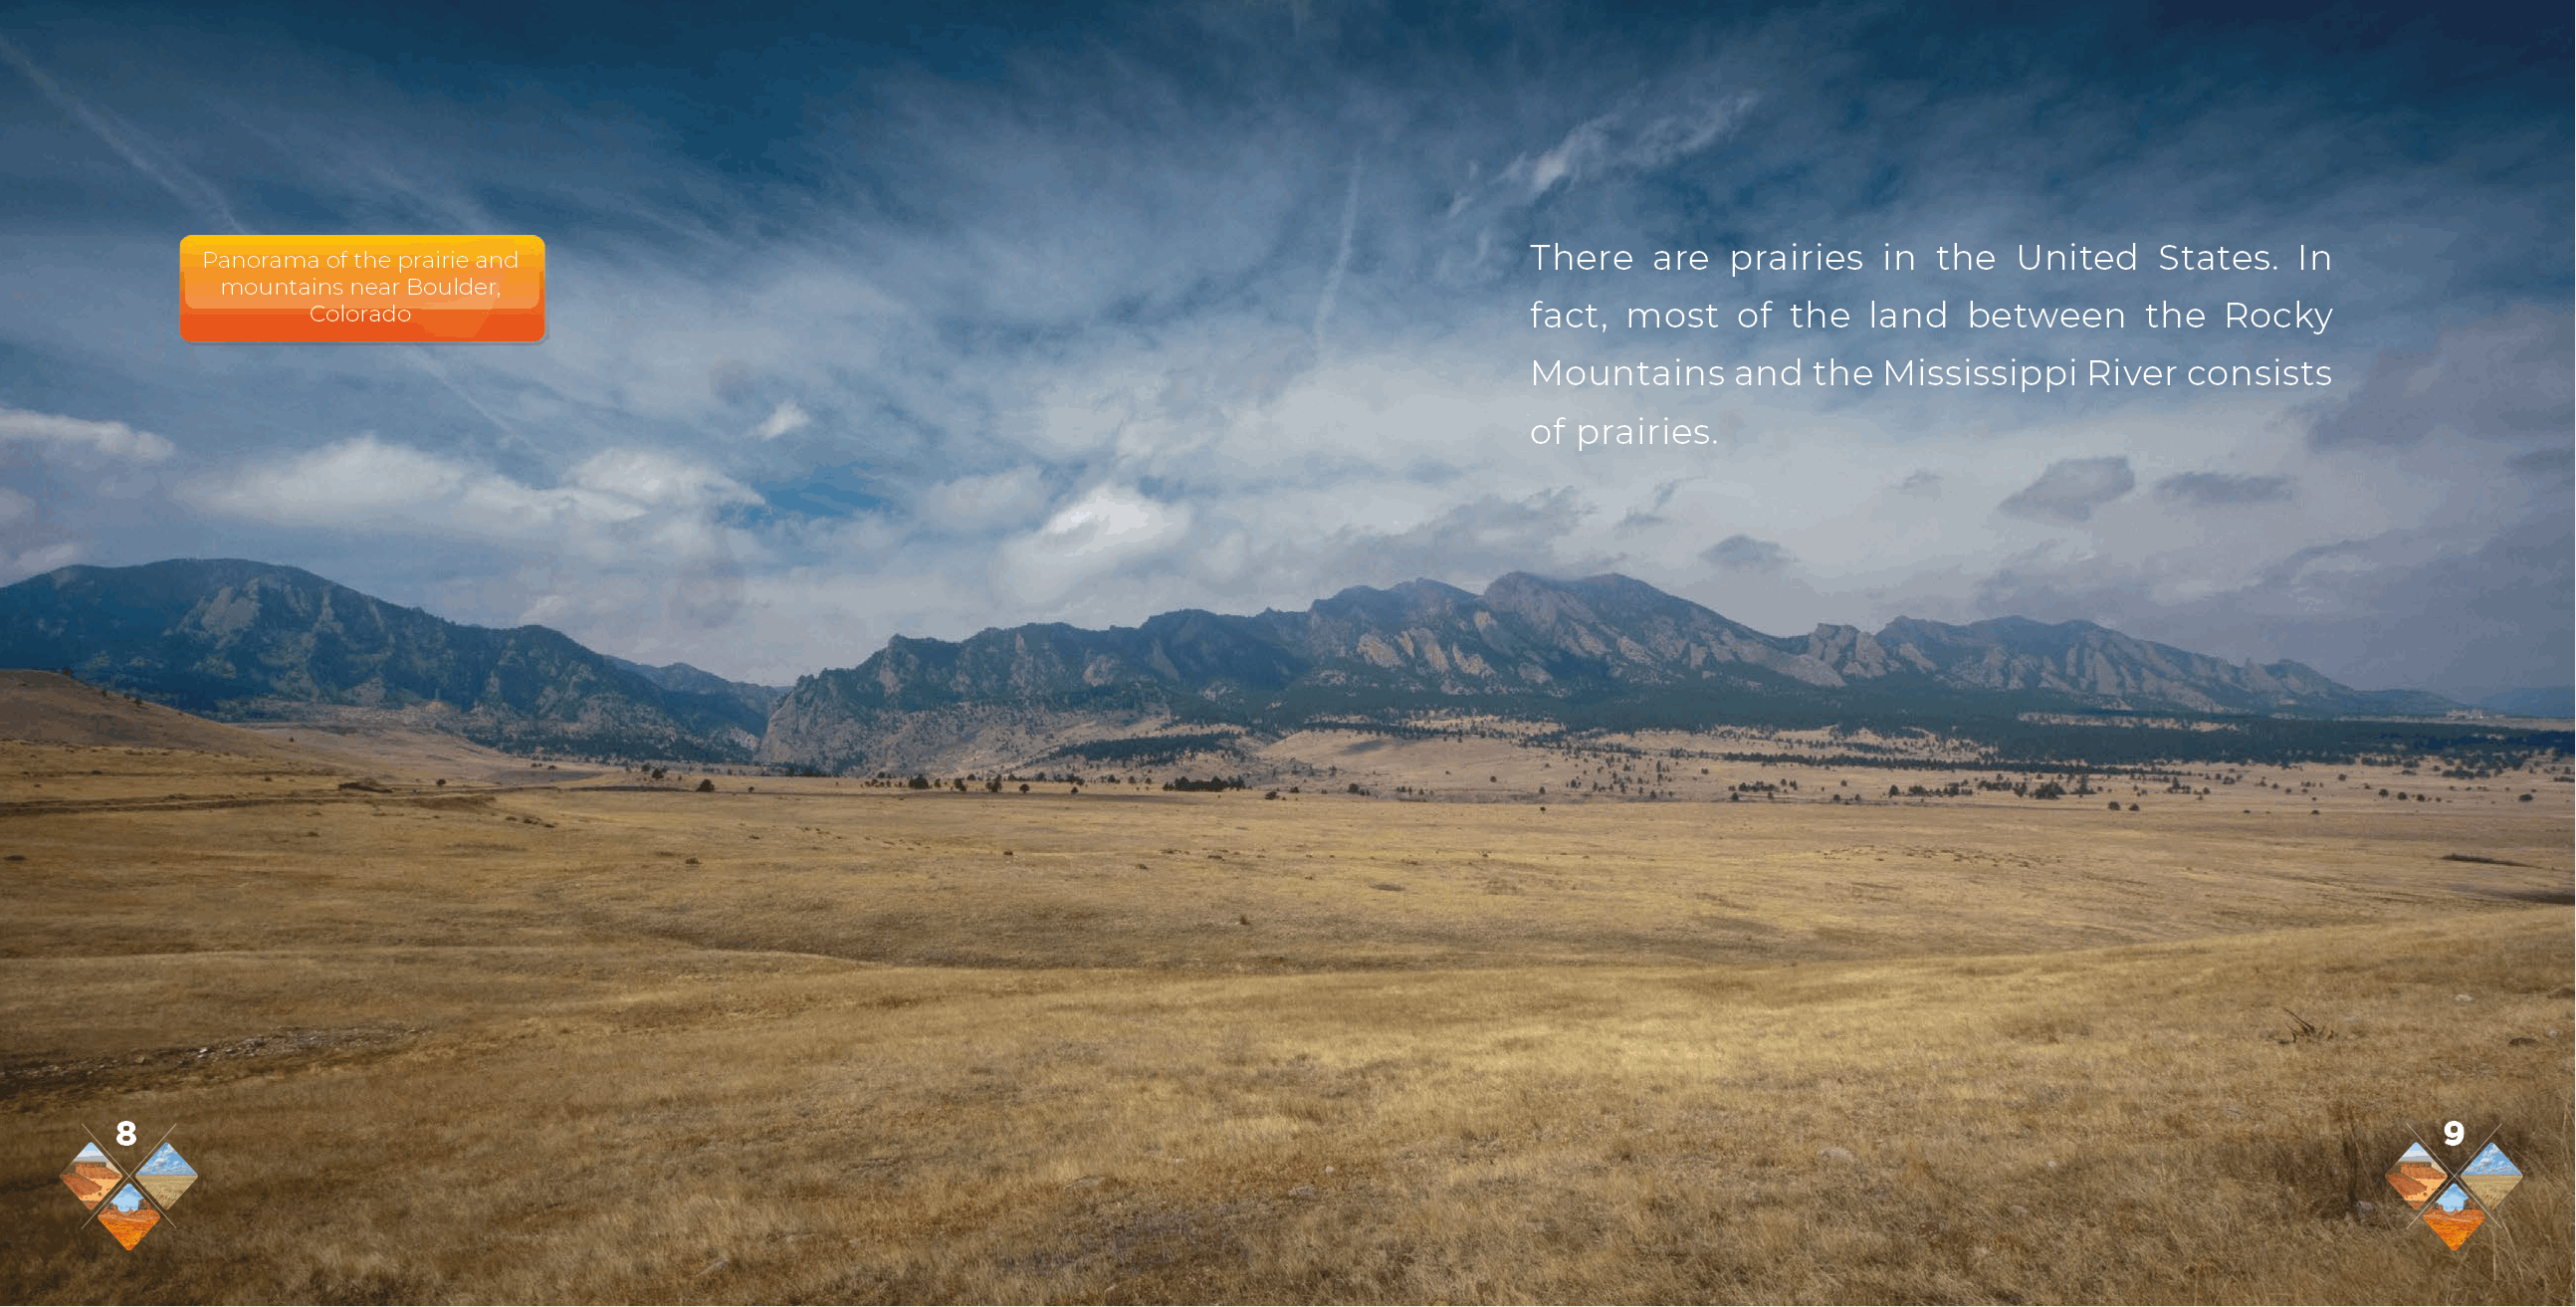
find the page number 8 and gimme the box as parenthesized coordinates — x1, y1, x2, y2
(115, 1121, 135, 1146)
(2444, 1120, 2465, 1146)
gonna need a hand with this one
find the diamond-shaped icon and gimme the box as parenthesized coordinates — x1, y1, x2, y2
(94, 1183, 161, 1250)
(135, 1143, 196, 1208)
(60, 1143, 121, 1209)
(2419, 1182, 2485, 1249)
(2461, 1142, 2520, 1211)
(2385, 1142, 2447, 1209)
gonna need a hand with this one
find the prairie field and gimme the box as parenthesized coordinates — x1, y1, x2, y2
(2, 711, 2570, 1303)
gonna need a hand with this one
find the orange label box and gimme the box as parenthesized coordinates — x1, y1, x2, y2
(180, 235, 544, 343)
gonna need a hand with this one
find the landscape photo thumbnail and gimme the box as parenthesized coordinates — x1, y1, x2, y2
(91, 1186, 161, 1253)
(2384, 1142, 2448, 1209)
(55, 1143, 118, 1210)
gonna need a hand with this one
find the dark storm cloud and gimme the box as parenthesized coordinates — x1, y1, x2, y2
(2155, 472, 2293, 507)
(1998, 458, 2135, 524)
(2506, 444, 2573, 486)
(1614, 477, 1695, 533)
(1703, 534, 1789, 573)
(2308, 306, 2574, 450)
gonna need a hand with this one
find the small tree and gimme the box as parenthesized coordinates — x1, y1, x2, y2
(695, 778, 716, 792)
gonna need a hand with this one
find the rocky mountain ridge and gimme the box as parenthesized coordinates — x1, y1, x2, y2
(759, 570, 2458, 772)
(0, 559, 2474, 774)
(0, 559, 774, 761)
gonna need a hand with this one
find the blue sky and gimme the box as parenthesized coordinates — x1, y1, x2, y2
(2464, 1143, 2518, 1177)
(0, 1, 2566, 697)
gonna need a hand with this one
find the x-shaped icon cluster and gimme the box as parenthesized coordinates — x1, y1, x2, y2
(2386, 1140, 2520, 1249)
(60, 1141, 197, 1249)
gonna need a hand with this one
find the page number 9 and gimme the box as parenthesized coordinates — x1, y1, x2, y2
(2445, 1121, 2465, 1146)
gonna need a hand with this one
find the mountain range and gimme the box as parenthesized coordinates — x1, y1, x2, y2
(756, 571, 2463, 772)
(0, 558, 776, 761)
(0, 558, 2517, 773)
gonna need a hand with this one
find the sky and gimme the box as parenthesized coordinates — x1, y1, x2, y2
(0, 0, 2566, 699)
(2463, 1144, 2517, 1177)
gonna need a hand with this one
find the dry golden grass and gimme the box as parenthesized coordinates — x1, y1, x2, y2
(2, 728, 2569, 1303)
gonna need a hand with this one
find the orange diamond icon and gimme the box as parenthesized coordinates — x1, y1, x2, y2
(94, 1183, 162, 1250)
(2385, 1142, 2446, 1209)
(60, 1143, 120, 1210)
(2418, 1182, 2485, 1250)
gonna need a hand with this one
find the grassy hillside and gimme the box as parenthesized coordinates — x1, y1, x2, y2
(1, 715, 2566, 1302)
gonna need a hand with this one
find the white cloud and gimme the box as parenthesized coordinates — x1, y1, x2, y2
(1501, 95, 1756, 200)
(921, 466, 1048, 531)
(1519, 114, 1614, 197)
(0, 404, 176, 462)
(0, 541, 82, 583)
(993, 485, 1192, 606)
(187, 435, 752, 546)
(202, 435, 468, 518)
(751, 398, 813, 441)
(568, 448, 756, 510)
